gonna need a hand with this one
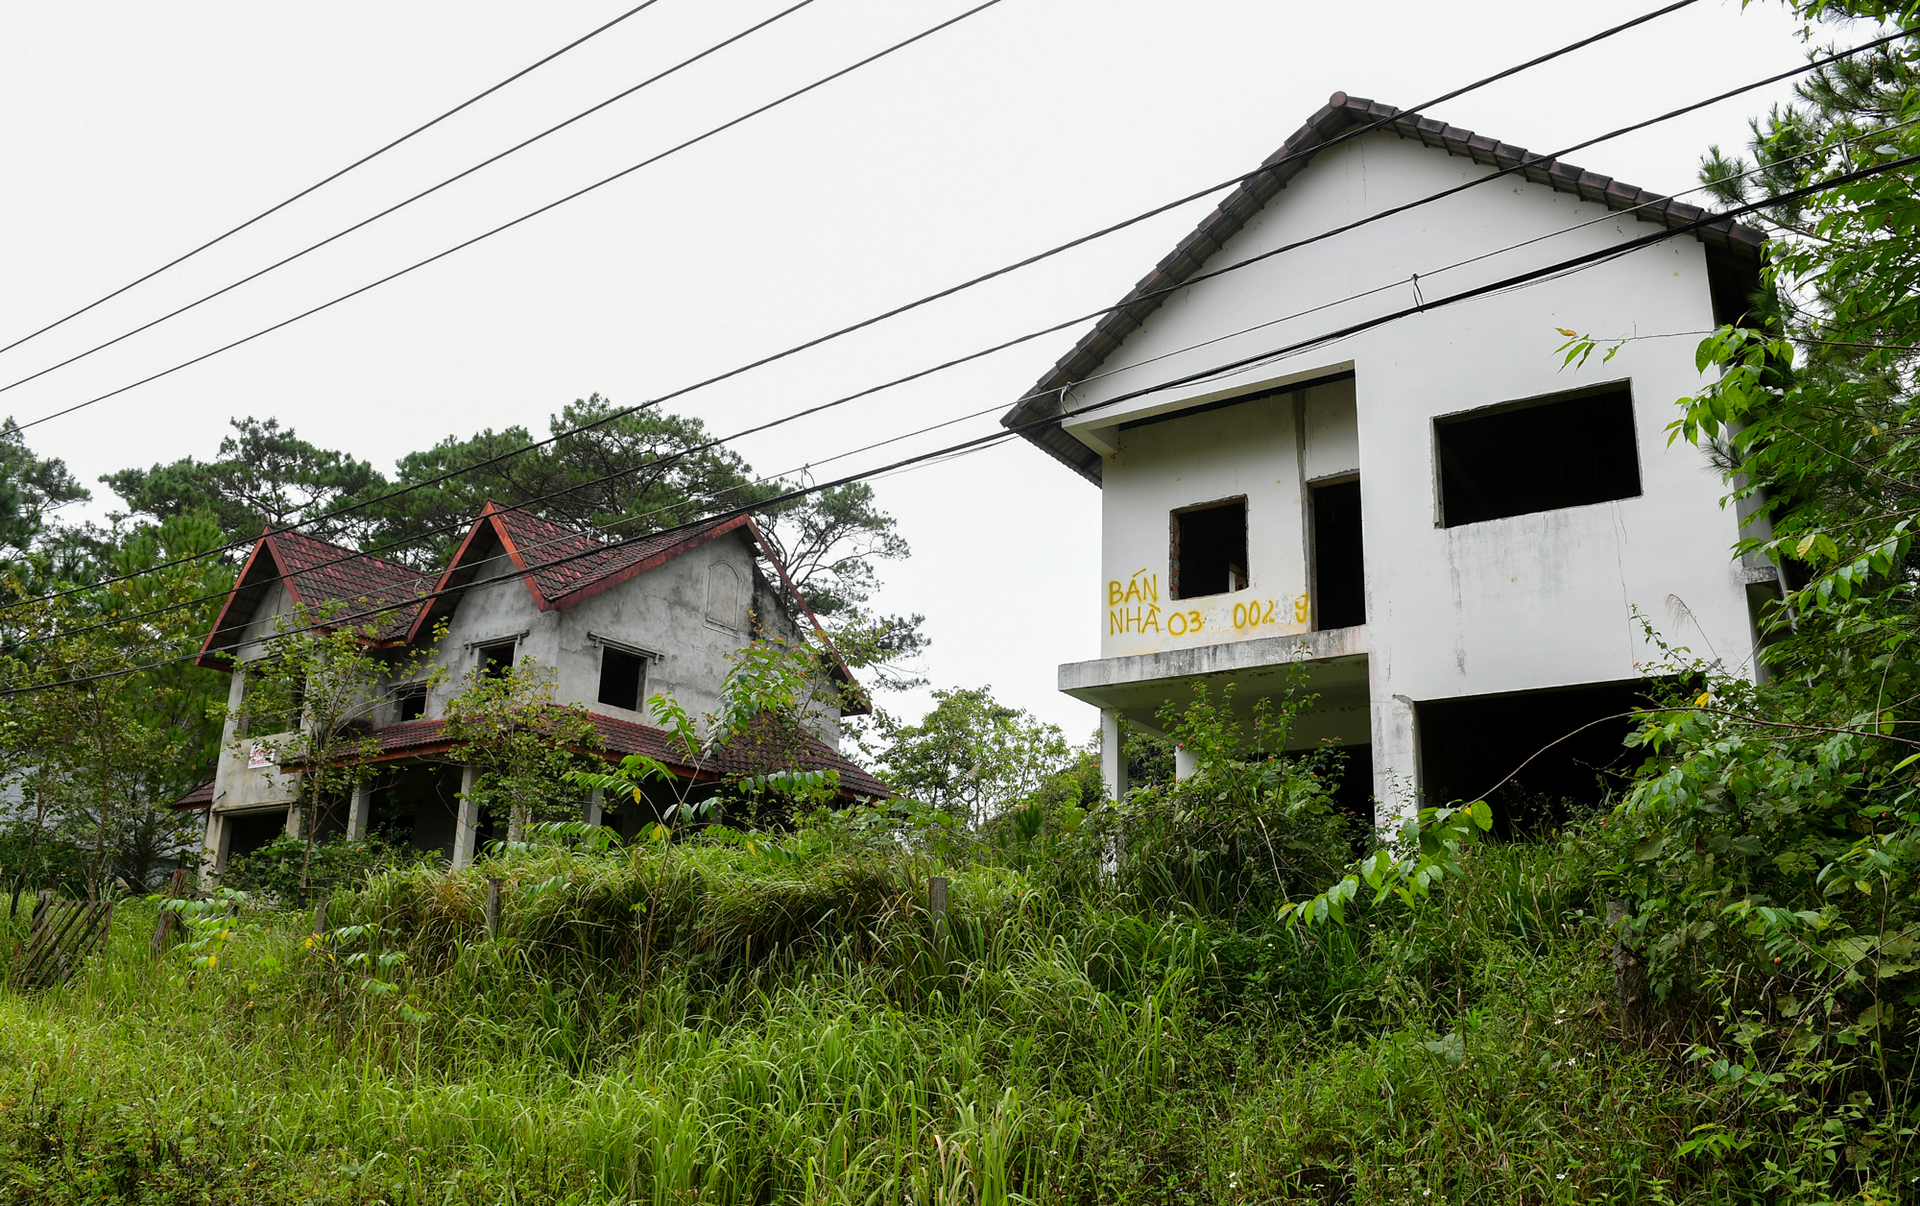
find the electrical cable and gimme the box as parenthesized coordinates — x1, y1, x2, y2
(0, 0, 667, 360)
(10, 0, 1010, 438)
(0, 0, 824, 403)
(4, 47, 1898, 637)
(10, 143, 1917, 697)
(0, 0, 1709, 606)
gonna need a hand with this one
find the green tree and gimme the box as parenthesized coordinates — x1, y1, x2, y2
(873, 687, 1074, 827)
(0, 517, 230, 897)
(443, 658, 599, 844)
(237, 604, 444, 901)
(0, 419, 88, 557)
(104, 416, 388, 546)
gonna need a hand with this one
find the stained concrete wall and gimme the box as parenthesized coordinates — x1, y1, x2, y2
(414, 529, 837, 748)
(203, 528, 844, 872)
(1051, 130, 1755, 821)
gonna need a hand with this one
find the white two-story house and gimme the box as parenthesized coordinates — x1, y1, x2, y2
(1003, 94, 1775, 832)
(184, 502, 881, 874)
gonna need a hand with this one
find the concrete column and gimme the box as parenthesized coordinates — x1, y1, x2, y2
(283, 803, 302, 838)
(1173, 746, 1200, 781)
(1099, 710, 1129, 802)
(346, 782, 371, 840)
(200, 811, 225, 882)
(452, 765, 480, 869)
(583, 786, 604, 827)
(1368, 677, 1422, 832)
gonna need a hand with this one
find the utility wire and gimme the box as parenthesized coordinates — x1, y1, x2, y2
(10, 144, 1917, 698)
(0, 0, 822, 403)
(1, 26, 1889, 623)
(0, 0, 1704, 603)
(12, 0, 1009, 437)
(0, 0, 667, 360)
(15, 112, 1855, 655)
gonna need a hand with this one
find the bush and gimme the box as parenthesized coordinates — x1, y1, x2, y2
(221, 834, 403, 906)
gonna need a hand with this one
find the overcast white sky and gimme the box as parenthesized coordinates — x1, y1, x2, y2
(0, 0, 1826, 738)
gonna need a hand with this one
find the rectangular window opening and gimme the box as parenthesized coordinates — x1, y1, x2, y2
(597, 647, 646, 712)
(478, 641, 516, 679)
(1435, 386, 1640, 528)
(396, 684, 428, 722)
(1171, 497, 1248, 601)
(1310, 477, 1366, 628)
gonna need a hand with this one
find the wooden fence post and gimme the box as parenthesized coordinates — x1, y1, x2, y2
(929, 876, 949, 966)
(485, 877, 502, 938)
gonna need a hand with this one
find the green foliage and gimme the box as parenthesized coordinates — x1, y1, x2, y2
(0, 508, 233, 896)
(219, 834, 404, 906)
(1093, 679, 1356, 918)
(103, 416, 387, 547)
(236, 603, 445, 902)
(443, 656, 598, 843)
(873, 686, 1078, 826)
(1286, 800, 1495, 927)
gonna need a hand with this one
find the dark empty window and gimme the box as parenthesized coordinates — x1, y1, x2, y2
(1436, 387, 1640, 527)
(479, 641, 516, 678)
(1311, 478, 1366, 628)
(597, 648, 645, 711)
(396, 685, 427, 722)
(1172, 498, 1248, 600)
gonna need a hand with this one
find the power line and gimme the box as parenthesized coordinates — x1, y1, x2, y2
(1, 24, 1888, 621)
(0, 0, 1706, 606)
(12, 0, 1010, 438)
(10, 145, 1917, 698)
(0, 0, 667, 361)
(0, 0, 822, 403)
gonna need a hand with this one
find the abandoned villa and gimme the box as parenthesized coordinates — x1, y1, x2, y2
(180, 502, 881, 877)
(1004, 94, 1775, 830)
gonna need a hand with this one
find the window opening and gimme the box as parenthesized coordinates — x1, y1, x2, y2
(1435, 386, 1640, 527)
(597, 647, 646, 712)
(1416, 680, 1649, 839)
(478, 641, 516, 678)
(1171, 498, 1248, 600)
(396, 684, 428, 722)
(1310, 478, 1366, 628)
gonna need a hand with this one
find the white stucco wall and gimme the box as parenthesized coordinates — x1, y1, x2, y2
(1053, 130, 1755, 820)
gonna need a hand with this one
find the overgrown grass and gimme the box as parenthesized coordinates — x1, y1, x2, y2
(0, 835, 1808, 1203)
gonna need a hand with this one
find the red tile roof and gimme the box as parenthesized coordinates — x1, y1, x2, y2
(334, 712, 889, 799)
(269, 529, 433, 641)
(172, 780, 215, 810)
(198, 503, 869, 716)
(197, 528, 432, 664)
(1003, 92, 1769, 483)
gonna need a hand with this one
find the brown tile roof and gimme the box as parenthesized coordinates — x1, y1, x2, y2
(172, 779, 215, 810)
(1003, 92, 1769, 484)
(197, 529, 434, 665)
(339, 712, 889, 799)
(197, 504, 869, 716)
(269, 529, 433, 641)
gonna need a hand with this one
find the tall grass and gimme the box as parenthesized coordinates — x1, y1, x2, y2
(0, 834, 1772, 1204)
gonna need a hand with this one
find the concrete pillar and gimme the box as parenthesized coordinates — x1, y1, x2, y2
(283, 803, 302, 838)
(1173, 746, 1200, 781)
(200, 811, 225, 882)
(452, 765, 480, 869)
(1368, 675, 1422, 831)
(1099, 710, 1129, 802)
(346, 781, 371, 840)
(583, 786, 604, 827)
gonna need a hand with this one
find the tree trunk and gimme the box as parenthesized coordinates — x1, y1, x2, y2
(1607, 898, 1650, 1039)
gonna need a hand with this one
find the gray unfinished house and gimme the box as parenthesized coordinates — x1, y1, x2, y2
(1003, 94, 1774, 832)
(182, 502, 882, 874)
